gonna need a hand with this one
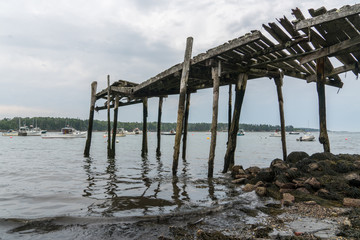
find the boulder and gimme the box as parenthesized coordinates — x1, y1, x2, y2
(282, 193, 295, 206)
(255, 186, 267, 197)
(310, 152, 338, 161)
(255, 181, 265, 187)
(253, 168, 275, 183)
(231, 165, 245, 178)
(296, 187, 310, 194)
(345, 173, 360, 187)
(308, 162, 320, 171)
(295, 158, 317, 172)
(286, 151, 309, 164)
(232, 178, 247, 184)
(343, 198, 360, 207)
(245, 166, 261, 175)
(270, 159, 289, 175)
(304, 177, 321, 189)
(242, 184, 255, 192)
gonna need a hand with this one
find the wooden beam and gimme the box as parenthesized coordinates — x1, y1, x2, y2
(107, 75, 112, 158)
(300, 35, 360, 65)
(141, 97, 148, 157)
(95, 99, 143, 111)
(274, 74, 287, 161)
(306, 62, 359, 83)
(173, 37, 193, 175)
(182, 92, 191, 160)
(316, 58, 331, 152)
(223, 73, 248, 173)
(156, 97, 163, 157)
(110, 95, 119, 158)
(84, 81, 97, 157)
(295, 4, 360, 30)
(208, 61, 221, 178)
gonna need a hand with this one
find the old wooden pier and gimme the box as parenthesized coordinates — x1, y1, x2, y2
(84, 4, 360, 177)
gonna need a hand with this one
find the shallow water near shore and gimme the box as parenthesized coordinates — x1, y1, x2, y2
(0, 131, 359, 239)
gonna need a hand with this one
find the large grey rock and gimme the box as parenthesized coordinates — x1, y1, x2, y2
(286, 151, 309, 164)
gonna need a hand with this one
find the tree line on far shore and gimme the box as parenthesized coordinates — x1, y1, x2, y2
(0, 117, 318, 132)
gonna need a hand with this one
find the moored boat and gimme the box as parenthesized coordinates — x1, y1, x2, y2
(42, 126, 86, 139)
(161, 129, 176, 135)
(237, 129, 245, 136)
(297, 133, 315, 142)
(2, 129, 18, 136)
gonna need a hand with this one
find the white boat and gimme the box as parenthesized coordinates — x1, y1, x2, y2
(237, 129, 245, 136)
(2, 129, 18, 136)
(42, 126, 86, 139)
(289, 131, 300, 135)
(269, 131, 281, 137)
(297, 133, 315, 142)
(126, 128, 142, 135)
(18, 125, 42, 136)
(104, 128, 126, 137)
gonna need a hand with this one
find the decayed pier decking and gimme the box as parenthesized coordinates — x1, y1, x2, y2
(84, 4, 360, 177)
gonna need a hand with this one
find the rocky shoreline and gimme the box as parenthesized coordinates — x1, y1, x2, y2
(227, 151, 360, 239)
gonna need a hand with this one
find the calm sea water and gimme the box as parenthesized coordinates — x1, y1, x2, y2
(0, 131, 359, 237)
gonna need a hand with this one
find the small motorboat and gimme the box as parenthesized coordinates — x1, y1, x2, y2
(42, 126, 86, 139)
(2, 129, 18, 136)
(289, 131, 300, 135)
(297, 133, 315, 142)
(161, 129, 176, 135)
(237, 129, 245, 136)
(269, 131, 281, 137)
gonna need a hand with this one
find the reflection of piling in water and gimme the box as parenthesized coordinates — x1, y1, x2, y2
(82, 5, 360, 176)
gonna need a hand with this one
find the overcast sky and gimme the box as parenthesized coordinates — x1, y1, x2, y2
(1, 0, 359, 131)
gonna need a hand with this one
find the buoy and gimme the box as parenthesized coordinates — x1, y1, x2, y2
(206, 137, 210, 140)
(10, 136, 12, 139)
(116, 140, 119, 143)
(345, 138, 348, 140)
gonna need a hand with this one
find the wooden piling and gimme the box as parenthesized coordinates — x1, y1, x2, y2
(110, 94, 119, 158)
(208, 61, 221, 178)
(142, 97, 148, 157)
(274, 73, 287, 161)
(316, 57, 331, 152)
(182, 92, 191, 160)
(223, 73, 248, 173)
(107, 75, 112, 158)
(228, 84, 232, 138)
(173, 37, 193, 175)
(84, 81, 97, 157)
(156, 97, 163, 156)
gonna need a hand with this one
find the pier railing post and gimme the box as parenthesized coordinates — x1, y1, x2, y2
(274, 72, 287, 161)
(156, 97, 163, 157)
(106, 75, 112, 158)
(142, 97, 148, 157)
(223, 73, 247, 173)
(173, 37, 193, 175)
(316, 57, 330, 152)
(110, 94, 119, 158)
(208, 60, 221, 178)
(84, 81, 97, 157)
(182, 92, 191, 160)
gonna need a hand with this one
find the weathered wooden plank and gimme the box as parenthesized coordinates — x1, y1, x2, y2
(295, 4, 360, 30)
(110, 94, 119, 158)
(316, 58, 331, 152)
(173, 37, 193, 176)
(223, 73, 247, 173)
(141, 97, 148, 157)
(300, 34, 360, 64)
(156, 97, 163, 157)
(107, 75, 112, 158)
(208, 61, 221, 178)
(84, 81, 97, 157)
(306, 63, 358, 83)
(95, 99, 143, 111)
(274, 74, 287, 161)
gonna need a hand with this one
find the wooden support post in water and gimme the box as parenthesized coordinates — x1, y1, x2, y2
(142, 97, 148, 157)
(173, 37, 193, 175)
(208, 61, 221, 178)
(228, 84, 232, 138)
(156, 97, 163, 156)
(107, 75, 112, 158)
(182, 92, 191, 160)
(316, 57, 331, 152)
(84, 81, 97, 157)
(110, 95, 119, 158)
(274, 73, 287, 161)
(223, 73, 248, 173)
